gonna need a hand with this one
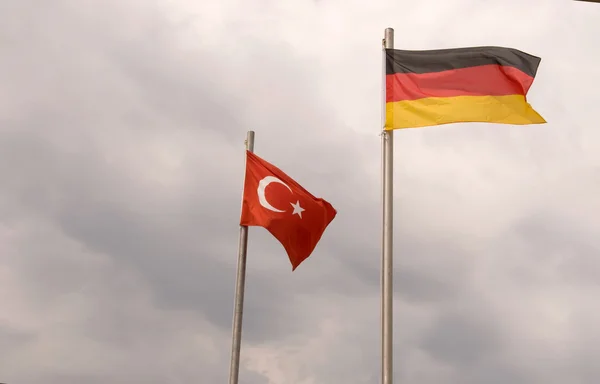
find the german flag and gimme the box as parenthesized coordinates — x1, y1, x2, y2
(385, 46, 546, 129)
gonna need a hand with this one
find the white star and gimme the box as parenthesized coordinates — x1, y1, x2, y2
(290, 200, 305, 218)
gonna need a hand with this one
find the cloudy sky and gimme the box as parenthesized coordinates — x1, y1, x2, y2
(2, 0, 600, 383)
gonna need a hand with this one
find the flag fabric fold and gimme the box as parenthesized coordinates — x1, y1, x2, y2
(240, 151, 336, 270)
(385, 46, 546, 129)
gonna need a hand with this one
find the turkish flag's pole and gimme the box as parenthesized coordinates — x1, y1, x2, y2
(228, 130, 255, 384)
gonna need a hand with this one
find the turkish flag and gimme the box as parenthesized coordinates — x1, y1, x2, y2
(240, 150, 337, 270)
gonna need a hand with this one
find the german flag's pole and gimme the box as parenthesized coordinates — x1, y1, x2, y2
(381, 27, 394, 384)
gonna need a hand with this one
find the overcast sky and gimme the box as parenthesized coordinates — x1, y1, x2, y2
(1, 0, 600, 383)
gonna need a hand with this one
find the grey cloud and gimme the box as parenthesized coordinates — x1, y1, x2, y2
(0, 127, 309, 343)
(420, 309, 504, 366)
(0, 325, 35, 357)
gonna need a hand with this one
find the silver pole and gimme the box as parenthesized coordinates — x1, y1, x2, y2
(381, 27, 394, 384)
(228, 130, 255, 384)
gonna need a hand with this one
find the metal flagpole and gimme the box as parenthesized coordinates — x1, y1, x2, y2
(228, 130, 255, 384)
(381, 27, 394, 384)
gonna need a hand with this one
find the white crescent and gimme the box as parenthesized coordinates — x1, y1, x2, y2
(257, 176, 292, 212)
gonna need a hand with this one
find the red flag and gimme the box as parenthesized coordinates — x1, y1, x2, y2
(240, 150, 337, 270)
